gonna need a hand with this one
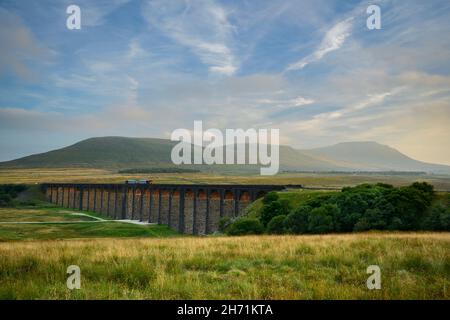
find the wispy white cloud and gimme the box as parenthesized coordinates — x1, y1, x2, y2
(79, 0, 131, 27)
(143, 0, 237, 75)
(126, 39, 147, 60)
(282, 89, 398, 136)
(286, 17, 353, 71)
(257, 96, 315, 108)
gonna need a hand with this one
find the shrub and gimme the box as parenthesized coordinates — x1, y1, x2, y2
(354, 208, 386, 232)
(308, 204, 339, 234)
(410, 182, 434, 198)
(284, 205, 311, 234)
(353, 217, 371, 232)
(226, 218, 264, 236)
(333, 193, 367, 232)
(253, 182, 441, 234)
(385, 187, 431, 230)
(218, 217, 233, 233)
(0, 184, 27, 207)
(423, 205, 450, 231)
(375, 183, 394, 189)
(262, 192, 279, 205)
(267, 215, 287, 234)
(260, 199, 290, 227)
(0, 193, 12, 207)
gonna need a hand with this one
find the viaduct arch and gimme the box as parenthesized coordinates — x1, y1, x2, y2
(42, 183, 301, 234)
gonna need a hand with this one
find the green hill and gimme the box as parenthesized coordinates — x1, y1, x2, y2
(1, 137, 449, 174)
(0, 137, 177, 168)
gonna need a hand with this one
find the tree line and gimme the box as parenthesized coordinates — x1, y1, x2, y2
(221, 182, 450, 235)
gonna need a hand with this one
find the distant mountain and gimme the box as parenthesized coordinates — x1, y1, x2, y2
(1, 137, 449, 174)
(303, 141, 450, 174)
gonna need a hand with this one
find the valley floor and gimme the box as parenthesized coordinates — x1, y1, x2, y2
(0, 232, 449, 299)
(1, 168, 450, 190)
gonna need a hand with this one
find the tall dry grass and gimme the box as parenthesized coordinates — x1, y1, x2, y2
(0, 233, 449, 299)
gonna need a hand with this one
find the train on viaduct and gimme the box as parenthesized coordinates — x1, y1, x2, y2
(42, 183, 301, 235)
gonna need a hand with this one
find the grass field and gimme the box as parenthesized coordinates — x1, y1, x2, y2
(0, 207, 179, 241)
(1, 168, 450, 190)
(0, 207, 98, 222)
(0, 233, 448, 299)
(0, 173, 449, 300)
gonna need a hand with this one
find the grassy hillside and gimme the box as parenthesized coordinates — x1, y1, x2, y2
(0, 233, 448, 299)
(2, 137, 450, 174)
(0, 206, 180, 241)
(0, 221, 179, 241)
(0, 137, 335, 171)
(0, 137, 177, 168)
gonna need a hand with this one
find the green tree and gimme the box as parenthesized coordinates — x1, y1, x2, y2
(284, 205, 312, 234)
(260, 199, 290, 227)
(423, 205, 450, 231)
(386, 186, 433, 230)
(354, 208, 386, 231)
(218, 217, 233, 233)
(226, 218, 264, 236)
(267, 215, 287, 234)
(262, 192, 279, 205)
(308, 204, 339, 234)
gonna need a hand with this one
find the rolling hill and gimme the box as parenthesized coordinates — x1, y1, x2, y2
(303, 142, 450, 173)
(1, 137, 449, 174)
(0, 137, 177, 168)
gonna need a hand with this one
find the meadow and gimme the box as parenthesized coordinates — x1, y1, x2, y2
(1, 168, 450, 190)
(0, 233, 449, 299)
(0, 207, 178, 241)
(0, 170, 449, 300)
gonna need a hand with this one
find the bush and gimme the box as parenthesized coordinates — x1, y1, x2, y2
(423, 205, 450, 231)
(354, 208, 386, 232)
(0, 193, 12, 207)
(263, 192, 279, 205)
(218, 217, 233, 233)
(284, 205, 311, 234)
(410, 182, 434, 198)
(226, 218, 264, 236)
(385, 187, 431, 230)
(0, 184, 27, 207)
(267, 215, 287, 234)
(303, 182, 437, 232)
(251, 182, 442, 235)
(260, 199, 290, 227)
(308, 204, 339, 234)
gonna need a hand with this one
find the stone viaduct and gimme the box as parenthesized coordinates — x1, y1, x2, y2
(42, 183, 301, 234)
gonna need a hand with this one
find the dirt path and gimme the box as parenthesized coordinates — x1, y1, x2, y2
(0, 212, 155, 225)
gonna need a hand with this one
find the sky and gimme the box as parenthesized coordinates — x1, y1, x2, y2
(0, 0, 449, 165)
